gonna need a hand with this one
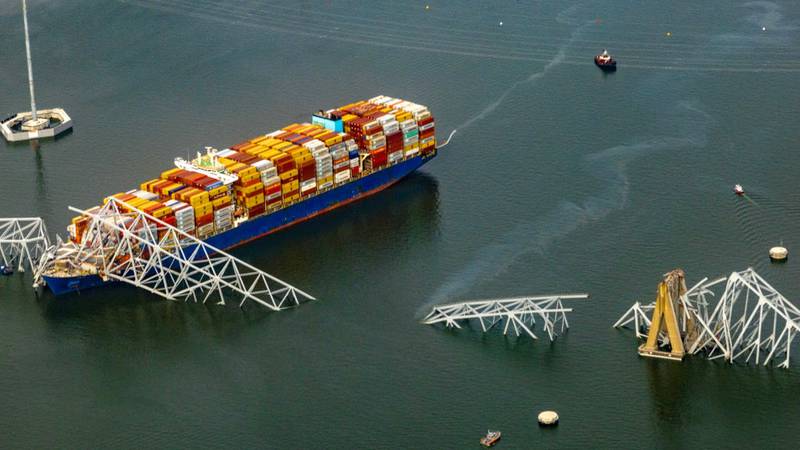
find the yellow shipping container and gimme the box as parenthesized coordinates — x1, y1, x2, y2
(239, 172, 260, 184)
(249, 135, 269, 144)
(160, 168, 182, 180)
(139, 179, 160, 191)
(237, 182, 263, 196)
(284, 193, 300, 203)
(245, 195, 264, 208)
(194, 203, 213, 216)
(153, 207, 172, 219)
(212, 195, 232, 208)
(274, 141, 293, 151)
(317, 175, 333, 185)
(208, 185, 228, 198)
(188, 191, 210, 206)
(323, 135, 341, 147)
(279, 170, 299, 181)
(262, 138, 283, 148)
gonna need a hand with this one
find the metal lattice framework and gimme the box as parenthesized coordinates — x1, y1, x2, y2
(0, 217, 50, 271)
(36, 198, 314, 310)
(615, 269, 800, 368)
(423, 294, 590, 341)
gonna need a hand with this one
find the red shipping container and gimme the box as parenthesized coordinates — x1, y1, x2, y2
(370, 147, 387, 168)
(417, 116, 434, 126)
(350, 166, 361, 177)
(386, 131, 403, 152)
(420, 128, 435, 140)
(248, 203, 266, 217)
(196, 213, 214, 226)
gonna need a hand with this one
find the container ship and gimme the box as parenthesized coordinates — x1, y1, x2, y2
(42, 95, 437, 295)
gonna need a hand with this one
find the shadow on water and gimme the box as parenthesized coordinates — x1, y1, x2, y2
(28, 173, 440, 340)
(231, 171, 441, 271)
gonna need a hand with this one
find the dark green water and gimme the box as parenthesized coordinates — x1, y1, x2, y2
(2, 1, 800, 448)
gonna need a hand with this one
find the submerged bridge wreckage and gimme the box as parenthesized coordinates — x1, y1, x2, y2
(423, 294, 590, 341)
(0, 217, 50, 271)
(1, 198, 314, 310)
(614, 268, 800, 369)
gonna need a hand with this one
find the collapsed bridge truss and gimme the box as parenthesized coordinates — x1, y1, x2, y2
(423, 294, 590, 341)
(614, 268, 800, 369)
(0, 217, 50, 271)
(35, 198, 314, 310)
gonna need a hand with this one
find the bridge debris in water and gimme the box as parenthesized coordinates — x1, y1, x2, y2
(423, 294, 590, 341)
(0, 217, 50, 272)
(35, 198, 315, 310)
(614, 268, 800, 369)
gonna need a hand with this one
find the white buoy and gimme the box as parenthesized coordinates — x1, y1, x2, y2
(769, 246, 788, 262)
(762, 26, 767, 31)
(538, 410, 559, 426)
(499, 21, 504, 26)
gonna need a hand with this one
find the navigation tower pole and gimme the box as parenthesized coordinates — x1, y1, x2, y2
(22, 0, 38, 122)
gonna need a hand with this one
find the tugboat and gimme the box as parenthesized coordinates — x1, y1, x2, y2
(594, 49, 617, 71)
(0, 265, 13, 276)
(480, 430, 502, 447)
(734, 184, 745, 196)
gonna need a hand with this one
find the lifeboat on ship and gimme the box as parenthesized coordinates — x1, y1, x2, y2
(595, 49, 617, 71)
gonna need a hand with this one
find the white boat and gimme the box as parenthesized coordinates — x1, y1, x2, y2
(734, 184, 744, 195)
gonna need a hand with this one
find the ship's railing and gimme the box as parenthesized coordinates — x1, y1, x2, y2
(423, 294, 590, 341)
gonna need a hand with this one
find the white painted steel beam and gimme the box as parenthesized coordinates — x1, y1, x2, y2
(36, 198, 314, 310)
(0, 217, 50, 271)
(423, 294, 589, 341)
(614, 269, 800, 369)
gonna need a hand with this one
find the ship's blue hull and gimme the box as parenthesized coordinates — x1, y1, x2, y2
(43, 152, 434, 295)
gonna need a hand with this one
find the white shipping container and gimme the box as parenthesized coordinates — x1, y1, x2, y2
(346, 140, 359, 152)
(350, 158, 359, 168)
(133, 190, 159, 201)
(334, 170, 351, 184)
(217, 149, 236, 158)
(404, 146, 420, 157)
(302, 139, 327, 153)
(266, 191, 281, 201)
(319, 181, 334, 190)
(262, 175, 281, 187)
(260, 167, 278, 179)
(265, 130, 283, 138)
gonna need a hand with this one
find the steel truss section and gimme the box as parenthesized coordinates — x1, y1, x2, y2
(615, 268, 800, 368)
(423, 294, 590, 341)
(37, 198, 314, 310)
(0, 217, 50, 271)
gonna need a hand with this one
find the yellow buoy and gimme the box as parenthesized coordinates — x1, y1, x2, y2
(769, 246, 788, 262)
(538, 410, 559, 426)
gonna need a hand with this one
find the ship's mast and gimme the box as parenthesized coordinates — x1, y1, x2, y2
(22, 0, 38, 121)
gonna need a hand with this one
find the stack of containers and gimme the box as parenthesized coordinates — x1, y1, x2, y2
(329, 141, 350, 185)
(164, 199, 196, 235)
(303, 138, 333, 191)
(172, 188, 213, 238)
(347, 139, 361, 177)
(378, 114, 404, 165)
(286, 144, 317, 198)
(400, 119, 420, 157)
(346, 115, 386, 172)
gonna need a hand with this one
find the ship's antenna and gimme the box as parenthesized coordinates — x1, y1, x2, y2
(22, 0, 38, 121)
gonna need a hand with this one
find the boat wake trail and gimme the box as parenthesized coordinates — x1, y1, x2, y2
(417, 101, 711, 316)
(455, 21, 588, 133)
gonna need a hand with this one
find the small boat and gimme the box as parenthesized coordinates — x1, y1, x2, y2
(480, 430, 502, 447)
(734, 184, 744, 196)
(594, 49, 617, 71)
(0, 265, 13, 276)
